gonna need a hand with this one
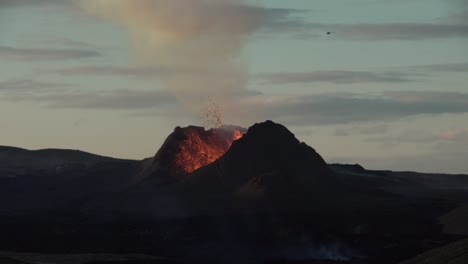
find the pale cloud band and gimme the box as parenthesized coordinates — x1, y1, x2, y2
(257, 71, 419, 84)
(2, 81, 468, 126)
(0, 46, 100, 61)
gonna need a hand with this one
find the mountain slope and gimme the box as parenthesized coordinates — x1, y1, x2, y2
(1, 121, 468, 263)
(181, 120, 338, 215)
(0, 146, 132, 178)
(401, 238, 468, 264)
(0, 146, 140, 216)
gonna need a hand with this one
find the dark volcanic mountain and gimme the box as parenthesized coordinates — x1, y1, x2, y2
(181, 120, 340, 215)
(1, 120, 468, 264)
(91, 121, 340, 219)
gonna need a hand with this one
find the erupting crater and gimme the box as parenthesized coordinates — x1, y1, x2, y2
(147, 125, 246, 177)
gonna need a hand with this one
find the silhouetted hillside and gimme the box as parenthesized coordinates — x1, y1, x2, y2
(1, 121, 468, 263)
(401, 238, 468, 264)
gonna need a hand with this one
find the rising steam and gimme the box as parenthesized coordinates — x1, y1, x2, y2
(79, 0, 263, 116)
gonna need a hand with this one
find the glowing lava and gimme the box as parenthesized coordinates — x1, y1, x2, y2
(173, 126, 245, 175)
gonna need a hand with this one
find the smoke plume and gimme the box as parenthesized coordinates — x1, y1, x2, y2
(79, 0, 263, 116)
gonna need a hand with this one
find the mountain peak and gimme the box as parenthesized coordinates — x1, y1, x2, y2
(219, 120, 331, 179)
(232, 120, 300, 149)
(182, 120, 337, 214)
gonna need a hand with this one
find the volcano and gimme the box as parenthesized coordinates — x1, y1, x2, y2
(178, 120, 339, 215)
(143, 125, 246, 178)
(1, 121, 468, 263)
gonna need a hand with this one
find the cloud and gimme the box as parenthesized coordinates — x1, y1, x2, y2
(443, 10, 468, 25)
(0, 0, 67, 7)
(261, 7, 311, 29)
(365, 126, 468, 147)
(2, 88, 176, 110)
(0, 46, 100, 61)
(0, 79, 69, 91)
(328, 23, 468, 40)
(415, 63, 468, 72)
(261, 12, 468, 40)
(335, 124, 388, 137)
(0, 76, 260, 112)
(383, 91, 468, 104)
(42, 38, 98, 49)
(235, 91, 468, 126)
(366, 130, 443, 145)
(257, 71, 418, 85)
(445, 0, 468, 24)
(438, 128, 468, 141)
(4, 77, 468, 126)
(0, 77, 174, 110)
(256, 1, 468, 40)
(47, 90, 176, 109)
(332, 150, 468, 174)
(49, 65, 181, 77)
(357, 128, 468, 174)
(329, 125, 468, 174)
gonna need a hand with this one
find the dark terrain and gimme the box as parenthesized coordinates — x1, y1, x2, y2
(1, 121, 468, 264)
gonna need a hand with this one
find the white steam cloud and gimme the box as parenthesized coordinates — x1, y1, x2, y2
(79, 0, 263, 115)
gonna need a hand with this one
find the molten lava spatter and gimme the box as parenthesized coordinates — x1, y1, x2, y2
(173, 127, 245, 174)
(147, 125, 246, 178)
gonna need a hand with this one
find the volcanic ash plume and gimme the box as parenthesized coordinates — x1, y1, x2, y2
(79, 0, 263, 112)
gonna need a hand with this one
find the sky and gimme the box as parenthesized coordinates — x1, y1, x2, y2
(1, 0, 468, 174)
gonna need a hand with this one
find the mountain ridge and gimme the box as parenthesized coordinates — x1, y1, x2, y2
(1, 120, 468, 263)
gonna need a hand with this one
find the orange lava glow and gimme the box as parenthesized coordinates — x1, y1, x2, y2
(232, 130, 244, 141)
(174, 128, 245, 174)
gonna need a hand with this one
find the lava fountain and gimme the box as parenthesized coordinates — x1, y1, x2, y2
(173, 126, 245, 174)
(145, 98, 245, 177)
(146, 125, 245, 178)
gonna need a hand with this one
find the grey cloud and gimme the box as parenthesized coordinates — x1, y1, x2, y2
(50, 65, 181, 77)
(366, 130, 441, 145)
(49, 90, 175, 109)
(366, 128, 468, 146)
(329, 125, 468, 174)
(0, 0, 68, 7)
(59, 67, 419, 84)
(383, 91, 468, 103)
(4, 89, 176, 110)
(263, 8, 311, 28)
(443, 10, 468, 25)
(0, 76, 260, 111)
(257, 71, 418, 85)
(0, 79, 69, 91)
(334, 124, 388, 137)
(415, 63, 468, 72)
(329, 23, 468, 40)
(42, 38, 98, 49)
(447, 2, 468, 29)
(331, 150, 468, 174)
(0, 46, 100, 61)
(240, 91, 468, 126)
(263, 13, 468, 40)
(4, 1, 468, 41)
(257, 2, 468, 40)
(378, 131, 468, 174)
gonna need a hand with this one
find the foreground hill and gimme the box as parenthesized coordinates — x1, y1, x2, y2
(0, 146, 140, 216)
(401, 238, 468, 264)
(1, 121, 468, 263)
(0, 146, 134, 177)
